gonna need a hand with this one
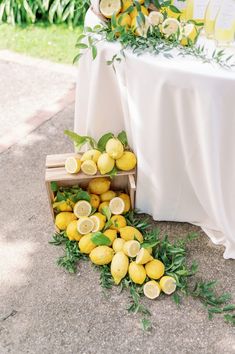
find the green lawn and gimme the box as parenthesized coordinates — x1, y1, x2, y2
(0, 23, 82, 64)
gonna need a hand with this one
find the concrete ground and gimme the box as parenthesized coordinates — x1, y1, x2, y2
(0, 56, 235, 354)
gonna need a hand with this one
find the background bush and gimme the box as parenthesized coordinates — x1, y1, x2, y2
(0, 0, 90, 26)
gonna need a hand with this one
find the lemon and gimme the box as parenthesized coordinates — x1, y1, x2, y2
(119, 193, 131, 213)
(98, 201, 110, 214)
(109, 197, 125, 215)
(161, 18, 180, 38)
(77, 217, 94, 235)
(159, 276, 177, 295)
(66, 220, 82, 241)
(110, 215, 127, 231)
(103, 229, 117, 244)
(89, 246, 114, 265)
(90, 215, 105, 232)
(81, 160, 97, 175)
(145, 259, 165, 280)
(123, 240, 140, 257)
(130, 5, 149, 19)
(81, 149, 101, 163)
(65, 156, 81, 174)
(100, 190, 117, 202)
(148, 11, 164, 26)
(53, 200, 74, 212)
(88, 177, 111, 195)
(137, 0, 144, 3)
(97, 153, 115, 175)
(106, 138, 124, 159)
(90, 194, 100, 209)
(111, 251, 129, 284)
(116, 151, 137, 171)
(112, 238, 126, 252)
(131, 15, 150, 37)
(143, 280, 161, 299)
(55, 212, 77, 230)
(146, 247, 153, 255)
(121, 0, 133, 12)
(180, 23, 198, 46)
(129, 262, 146, 284)
(119, 226, 143, 243)
(73, 200, 92, 218)
(79, 233, 96, 254)
(99, 0, 121, 18)
(136, 248, 153, 265)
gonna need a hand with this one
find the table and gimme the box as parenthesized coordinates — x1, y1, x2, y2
(74, 8, 235, 259)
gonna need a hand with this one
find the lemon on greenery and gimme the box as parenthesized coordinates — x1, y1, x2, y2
(88, 177, 111, 195)
(99, 0, 121, 18)
(130, 5, 149, 19)
(111, 251, 129, 284)
(100, 190, 117, 202)
(97, 153, 115, 175)
(121, 0, 133, 12)
(106, 138, 124, 159)
(81, 149, 101, 163)
(55, 212, 77, 230)
(180, 23, 198, 46)
(148, 11, 164, 26)
(89, 246, 114, 265)
(79, 233, 96, 254)
(109, 197, 125, 215)
(116, 151, 137, 171)
(90, 194, 100, 209)
(53, 200, 74, 212)
(123, 240, 140, 257)
(112, 238, 126, 252)
(103, 229, 117, 244)
(129, 261, 146, 284)
(98, 201, 110, 214)
(65, 156, 81, 174)
(145, 259, 165, 280)
(110, 215, 127, 231)
(66, 220, 82, 241)
(119, 226, 143, 243)
(77, 217, 94, 235)
(81, 160, 97, 175)
(159, 276, 177, 295)
(143, 280, 161, 299)
(136, 247, 153, 265)
(118, 193, 131, 213)
(73, 200, 92, 218)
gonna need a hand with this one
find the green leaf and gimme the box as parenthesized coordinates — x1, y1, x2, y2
(172, 292, 181, 306)
(97, 133, 114, 152)
(76, 43, 88, 49)
(103, 219, 113, 231)
(51, 181, 58, 192)
(91, 232, 112, 246)
(56, 191, 67, 202)
(142, 240, 159, 248)
(92, 45, 97, 60)
(117, 131, 128, 147)
(108, 166, 118, 178)
(73, 190, 91, 202)
(169, 4, 181, 13)
(102, 206, 112, 221)
(64, 130, 97, 150)
(223, 304, 235, 311)
(141, 317, 152, 331)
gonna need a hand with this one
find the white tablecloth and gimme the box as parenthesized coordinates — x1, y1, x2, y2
(75, 9, 235, 259)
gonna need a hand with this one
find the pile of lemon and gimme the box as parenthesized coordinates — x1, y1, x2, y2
(65, 137, 137, 176)
(54, 177, 176, 300)
(99, 0, 198, 46)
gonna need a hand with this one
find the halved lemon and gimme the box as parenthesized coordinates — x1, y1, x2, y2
(123, 240, 140, 257)
(81, 160, 97, 176)
(99, 0, 121, 18)
(161, 18, 180, 37)
(109, 197, 125, 215)
(143, 280, 161, 299)
(74, 200, 92, 218)
(159, 276, 177, 295)
(65, 156, 81, 174)
(136, 248, 153, 265)
(77, 217, 94, 235)
(90, 213, 106, 232)
(180, 23, 198, 46)
(148, 11, 164, 26)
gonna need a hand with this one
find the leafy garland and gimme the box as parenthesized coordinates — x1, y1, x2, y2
(50, 210, 235, 330)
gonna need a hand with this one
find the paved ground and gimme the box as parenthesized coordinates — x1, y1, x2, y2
(0, 55, 235, 354)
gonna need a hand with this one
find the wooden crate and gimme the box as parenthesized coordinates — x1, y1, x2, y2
(45, 153, 136, 223)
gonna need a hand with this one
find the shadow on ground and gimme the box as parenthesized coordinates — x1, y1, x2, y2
(0, 104, 234, 354)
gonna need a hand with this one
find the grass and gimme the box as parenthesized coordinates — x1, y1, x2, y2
(0, 23, 82, 64)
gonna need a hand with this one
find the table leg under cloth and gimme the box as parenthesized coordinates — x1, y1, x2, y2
(74, 31, 235, 260)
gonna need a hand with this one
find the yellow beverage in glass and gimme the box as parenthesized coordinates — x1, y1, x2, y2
(214, 0, 235, 45)
(186, 0, 209, 24)
(204, 0, 222, 38)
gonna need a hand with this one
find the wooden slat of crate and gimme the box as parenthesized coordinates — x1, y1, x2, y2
(46, 153, 81, 168)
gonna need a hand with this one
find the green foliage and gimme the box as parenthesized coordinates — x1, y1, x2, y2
(0, 0, 90, 26)
(91, 232, 112, 246)
(57, 239, 88, 273)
